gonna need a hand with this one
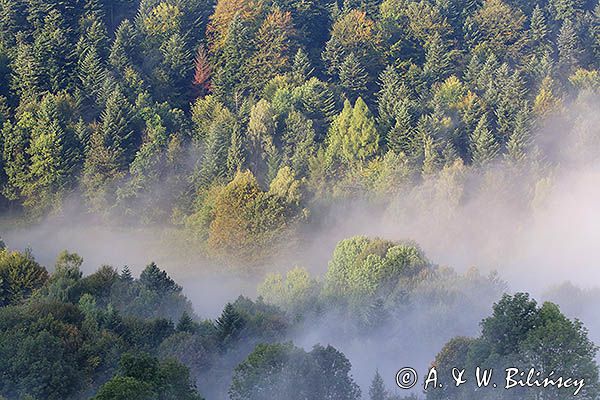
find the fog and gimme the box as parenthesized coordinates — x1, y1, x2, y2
(1, 94, 599, 397)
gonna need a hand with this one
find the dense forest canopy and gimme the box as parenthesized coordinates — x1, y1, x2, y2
(0, 0, 600, 399)
(0, 0, 598, 265)
(0, 238, 598, 400)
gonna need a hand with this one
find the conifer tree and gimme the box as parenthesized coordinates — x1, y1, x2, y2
(82, 87, 135, 211)
(211, 15, 253, 103)
(291, 48, 313, 84)
(215, 303, 245, 344)
(193, 45, 212, 95)
(78, 47, 107, 112)
(227, 123, 245, 175)
(529, 6, 550, 56)
(386, 102, 414, 156)
(282, 110, 316, 175)
(423, 32, 454, 84)
(11, 39, 43, 102)
(339, 52, 369, 102)
(376, 65, 412, 135)
(33, 10, 75, 92)
(249, 8, 296, 91)
(327, 98, 379, 167)
(557, 19, 582, 76)
(120, 266, 133, 283)
(422, 132, 440, 176)
(470, 114, 499, 166)
(369, 370, 387, 400)
(177, 312, 196, 333)
(506, 106, 532, 163)
(246, 99, 276, 180)
(24, 94, 82, 213)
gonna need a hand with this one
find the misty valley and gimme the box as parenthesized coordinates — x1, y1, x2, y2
(1, 0, 600, 399)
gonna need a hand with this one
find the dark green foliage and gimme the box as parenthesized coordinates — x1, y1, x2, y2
(94, 352, 204, 400)
(0, 249, 48, 306)
(215, 303, 245, 345)
(429, 294, 600, 400)
(139, 262, 181, 295)
(229, 342, 361, 400)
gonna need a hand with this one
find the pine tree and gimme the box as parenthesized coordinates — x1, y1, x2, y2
(199, 115, 231, 187)
(369, 370, 387, 400)
(422, 132, 440, 176)
(470, 114, 500, 166)
(82, 87, 135, 211)
(1, 116, 33, 201)
(212, 14, 253, 103)
(339, 52, 369, 102)
(76, 13, 109, 60)
(100, 87, 137, 168)
(157, 32, 192, 107)
(533, 76, 560, 117)
(78, 47, 107, 112)
(109, 19, 138, 72)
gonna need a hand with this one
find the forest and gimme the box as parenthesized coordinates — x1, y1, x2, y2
(0, 0, 599, 398)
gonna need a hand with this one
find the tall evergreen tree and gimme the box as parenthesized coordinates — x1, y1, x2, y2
(339, 52, 369, 102)
(470, 114, 500, 166)
(506, 106, 532, 163)
(368, 370, 387, 400)
(557, 19, 582, 76)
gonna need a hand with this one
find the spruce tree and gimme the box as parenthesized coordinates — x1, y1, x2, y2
(470, 114, 500, 166)
(215, 303, 245, 344)
(506, 106, 532, 162)
(368, 370, 387, 400)
(177, 312, 197, 333)
(33, 10, 75, 92)
(376, 65, 412, 135)
(291, 48, 313, 84)
(423, 32, 453, 84)
(212, 15, 253, 103)
(11, 39, 43, 102)
(25, 94, 82, 213)
(339, 52, 369, 102)
(386, 102, 413, 156)
(529, 6, 550, 56)
(557, 19, 582, 76)
(227, 123, 245, 175)
(120, 266, 133, 283)
(282, 110, 316, 175)
(78, 47, 107, 112)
